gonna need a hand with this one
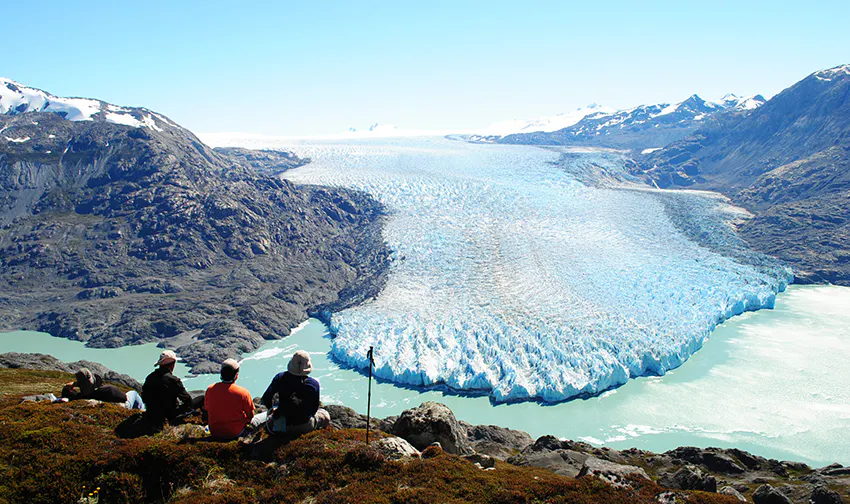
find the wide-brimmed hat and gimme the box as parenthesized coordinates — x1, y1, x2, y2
(155, 350, 177, 367)
(287, 350, 312, 376)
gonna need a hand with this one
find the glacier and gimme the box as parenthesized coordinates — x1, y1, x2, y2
(275, 136, 791, 403)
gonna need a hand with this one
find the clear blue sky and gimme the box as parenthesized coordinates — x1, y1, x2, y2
(4, 1, 849, 135)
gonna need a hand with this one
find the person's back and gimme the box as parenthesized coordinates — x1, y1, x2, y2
(258, 350, 330, 435)
(205, 359, 254, 439)
(142, 351, 192, 426)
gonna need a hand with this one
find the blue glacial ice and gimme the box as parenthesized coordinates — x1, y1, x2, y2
(280, 137, 792, 403)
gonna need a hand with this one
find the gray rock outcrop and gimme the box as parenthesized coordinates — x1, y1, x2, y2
(392, 401, 472, 455)
(719, 486, 747, 502)
(658, 466, 717, 492)
(811, 484, 845, 504)
(460, 421, 533, 459)
(577, 456, 650, 485)
(752, 484, 793, 504)
(372, 436, 420, 460)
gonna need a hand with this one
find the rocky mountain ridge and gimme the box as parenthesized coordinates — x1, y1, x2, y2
(1, 77, 171, 131)
(459, 93, 763, 150)
(0, 82, 390, 373)
(636, 63, 850, 285)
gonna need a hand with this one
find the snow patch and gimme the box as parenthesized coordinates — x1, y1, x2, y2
(1, 77, 168, 131)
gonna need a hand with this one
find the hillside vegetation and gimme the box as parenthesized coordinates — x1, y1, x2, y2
(0, 368, 736, 504)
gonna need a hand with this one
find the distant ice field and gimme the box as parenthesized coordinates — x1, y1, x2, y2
(269, 137, 790, 403)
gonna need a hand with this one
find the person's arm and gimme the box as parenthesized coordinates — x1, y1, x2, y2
(204, 384, 213, 412)
(243, 390, 255, 419)
(261, 374, 279, 410)
(167, 374, 193, 408)
(305, 378, 320, 417)
(61, 384, 82, 400)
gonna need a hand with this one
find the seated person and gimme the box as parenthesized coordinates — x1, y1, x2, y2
(62, 367, 144, 409)
(253, 350, 330, 435)
(204, 359, 255, 439)
(141, 350, 195, 427)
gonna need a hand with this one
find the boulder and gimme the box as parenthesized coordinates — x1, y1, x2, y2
(464, 422, 534, 450)
(326, 405, 368, 430)
(811, 485, 845, 504)
(577, 456, 650, 485)
(665, 447, 745, 474)
(752, 485, 793, 504)
(372, 437, 420, 460)
(392, 402, 472, 455)
(823, 467, 850, 477)
(719, 486, 747, 502)
(701, 452, 746, 474)
(509, 450, 587, 478)
(324, 405, 394, 433)
(726, 448, 764, 470)
(658, 466, 717, 492)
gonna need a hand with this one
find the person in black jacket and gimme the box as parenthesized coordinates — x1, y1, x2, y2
(254, 350, 330, 435)
(141, 350, 195, 427)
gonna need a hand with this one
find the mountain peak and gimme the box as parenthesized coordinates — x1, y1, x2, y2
(813, 64, 850, 82)
(0, 77, 172, 131)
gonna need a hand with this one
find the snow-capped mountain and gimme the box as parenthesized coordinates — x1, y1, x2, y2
(0, 77, 175, 132)
(462, 93, 764, 150)
(477, 103, 615, 137)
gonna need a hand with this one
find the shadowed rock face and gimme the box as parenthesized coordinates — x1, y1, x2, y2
(636, 65, 850, 285)
(0, 110, 390, 373)
(213, 147, 309, 176)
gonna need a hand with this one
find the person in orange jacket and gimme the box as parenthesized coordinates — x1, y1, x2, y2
(204, 358, 255, 439)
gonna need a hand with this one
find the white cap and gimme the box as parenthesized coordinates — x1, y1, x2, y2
(155, 349, 177, 367)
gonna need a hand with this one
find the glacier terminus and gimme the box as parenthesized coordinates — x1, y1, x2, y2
(273, 137, 791, 403)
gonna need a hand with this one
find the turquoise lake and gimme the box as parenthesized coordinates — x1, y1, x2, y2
(1, 284, 848, 466)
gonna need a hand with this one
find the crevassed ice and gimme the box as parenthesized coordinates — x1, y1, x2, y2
(281, 137, 791, 403)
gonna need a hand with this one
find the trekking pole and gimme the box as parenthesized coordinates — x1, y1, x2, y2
(365, 346, 374, 445)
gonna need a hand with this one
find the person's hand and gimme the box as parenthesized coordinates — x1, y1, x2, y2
(65, 382, 76, 388)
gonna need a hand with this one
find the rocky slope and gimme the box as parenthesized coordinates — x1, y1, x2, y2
(637, 64, 850, 285)
(0, 81, 390, 373)
(213, 146, 309, 176)
(327, 402, 850, 504)
(492, 94, 763, 151)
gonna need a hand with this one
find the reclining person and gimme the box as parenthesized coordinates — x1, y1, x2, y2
(142, 350, 196, 428)
(204, 359, 255, 440)
(254, 350, 330, 435)
(62, 367, 144, 409)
